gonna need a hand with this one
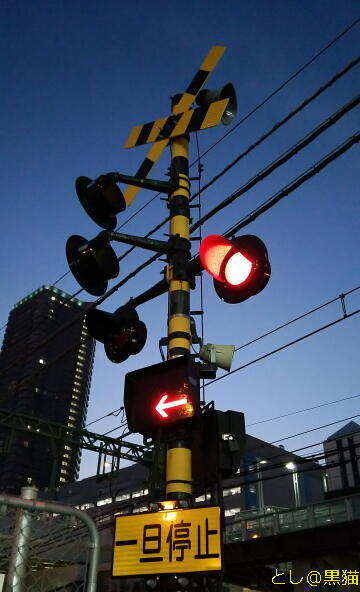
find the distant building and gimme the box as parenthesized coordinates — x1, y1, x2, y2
(43, 432, 324, 516)
(40, 431, 324, 591)
(323, 420, 360, 498)
(0, 285, 95, 493)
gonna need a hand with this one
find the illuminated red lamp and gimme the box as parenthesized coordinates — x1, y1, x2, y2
(124, 356, 199, 436)
(199, 234, 271, 303)
(155, 393, 194, 419)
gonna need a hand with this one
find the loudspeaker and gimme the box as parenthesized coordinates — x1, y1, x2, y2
(199, 343, 235, 371)
(196, 82, 237, 125)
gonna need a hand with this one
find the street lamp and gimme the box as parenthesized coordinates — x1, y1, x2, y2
(256, 459, 267, 514)
(285, 461, 300, 507)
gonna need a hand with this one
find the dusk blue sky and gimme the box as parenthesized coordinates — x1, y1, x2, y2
(1, 1, 359, 479)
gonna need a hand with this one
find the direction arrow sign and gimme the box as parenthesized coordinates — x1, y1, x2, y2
(155, 393, 189, 418)
(112, 505, 222, 577)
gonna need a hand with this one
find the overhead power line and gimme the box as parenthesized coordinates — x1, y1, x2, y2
(247, 393, 360, 427)
(206, 305, 360, 387)
(191, 92, 360, 233)
(236, 285, 360, 353)
(106, 41, 360, 247)
(224, 130, 360, 237)
(43, 48, 360, 297)
(93, 286, 358, 434)
(110, 56, 360, 272)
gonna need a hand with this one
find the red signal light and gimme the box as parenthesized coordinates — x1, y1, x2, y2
(124, 356, 199, 436)
(199, 234, 270, 304)
(155, 393, 193, 419)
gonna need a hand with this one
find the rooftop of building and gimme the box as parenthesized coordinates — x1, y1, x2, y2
(326, 420, 360, 441)
(14, 285, 84, 309)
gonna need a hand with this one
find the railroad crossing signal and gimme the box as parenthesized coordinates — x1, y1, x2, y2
(199, 234, 271, 303)
(112, 505, 222, 578)
(124, 356, 200, 436)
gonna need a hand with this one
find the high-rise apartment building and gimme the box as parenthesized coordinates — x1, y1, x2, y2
(0, 285, 95, 493)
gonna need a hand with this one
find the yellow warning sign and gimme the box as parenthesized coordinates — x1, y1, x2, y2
(112, 506, 222, 577)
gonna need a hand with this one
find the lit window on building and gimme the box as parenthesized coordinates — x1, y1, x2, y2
(224, 508, 241, 517)
(97, 498, 112, 506)
(115, 492, 131, 502)
(80, 502, 94, 510)
(132, 488, 149, 498)
(39, 358, 45, 365)
(223, 486, 241, 496)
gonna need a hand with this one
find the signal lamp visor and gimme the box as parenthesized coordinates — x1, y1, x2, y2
(66, 234, 119, 296)
(76, 175, 126, 230)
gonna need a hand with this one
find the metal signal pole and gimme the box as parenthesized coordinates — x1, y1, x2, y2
(166, 107, 193, 502)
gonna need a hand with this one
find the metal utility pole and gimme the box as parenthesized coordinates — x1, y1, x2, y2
(166, 123, 193, 503)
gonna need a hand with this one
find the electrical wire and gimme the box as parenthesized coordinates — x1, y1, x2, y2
(76, 31, 360, 266)
(235, 285, 360, 353)
(247, 393, 360, 427)
(205, 305, 360, 388)
(191, 17, 360, 165)
(224, 130, 360, 238)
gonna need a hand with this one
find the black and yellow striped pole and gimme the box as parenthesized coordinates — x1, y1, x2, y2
(165, 110, 193, 502)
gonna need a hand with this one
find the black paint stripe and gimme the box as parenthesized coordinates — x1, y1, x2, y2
(136, 121, 156, 146)
(136, 157, 154, 179)
(139, 557, 164, 563)
(186, 69, 208, 96)
(169, 347, 190, 357)
(116, 539, 137, 546)
(168, 331, 191, 340)
(155, 113, 182, 141)
(187, 106, 208, 134)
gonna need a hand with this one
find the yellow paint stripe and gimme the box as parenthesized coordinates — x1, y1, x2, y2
(200, 98, 229, 129)
(200, 45, 226, 72)
(123, 139, 168, 206)
(173, 93, 195, 114)
(168, 316, 190, 334)
(124, 125, 142, 149)
(169, 280, 190, 292)
(170, 109, 193, 138)
(170, 215, 190, 240)
(147, 117, 168, 143)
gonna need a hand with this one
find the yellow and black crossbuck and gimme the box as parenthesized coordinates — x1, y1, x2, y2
(125, 98, 229, 148)
(123, 45, 226, 206)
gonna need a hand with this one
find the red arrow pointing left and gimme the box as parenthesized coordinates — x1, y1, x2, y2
(155, 394, 188, 418)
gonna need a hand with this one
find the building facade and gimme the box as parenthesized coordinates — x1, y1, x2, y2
(0, 285, 95, 493)
(323, 420, 360, 497)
